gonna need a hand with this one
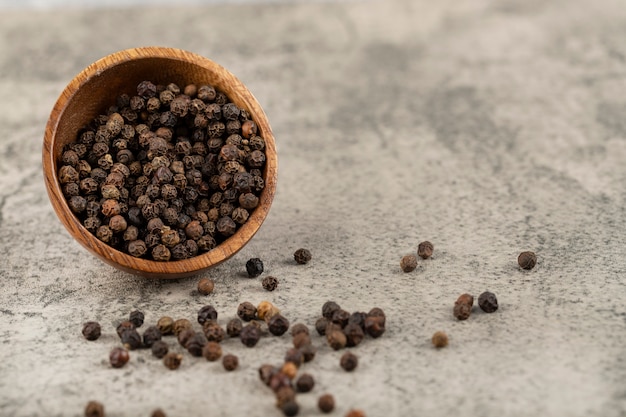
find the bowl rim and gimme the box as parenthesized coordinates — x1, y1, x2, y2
(42, 46, 277, 279)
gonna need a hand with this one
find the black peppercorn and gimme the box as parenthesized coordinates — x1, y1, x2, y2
(222, 353, 239, 371)
(284, 347, 304, 367)
(293, 248, 312, 265)
(202, 341, 222, 361)
(364, 316, 385, 338)
(281, 401, 299, 417)
(142, 326, 162, 348)
(295, 373, 315, 393)
(318, 394, 335, 413)
(453, 293, 474, 320)
(518, 251, 537, 270)
(478, 291, 498, 313)
(116, 321, 135, 338)
(237, 302, 257, 321)
(268, 314, 290, 336)
(121, 328, 143, 350)
(151, 340, 169, 359)
(109, 347, 129, 368)
(151, 409, 167, 417)
(177, 329, 196, 347)
(322, 301, 341, 320)
(290, 323, 309, 338)
(400, 254, 418, 272)
(340, 351, 358, 371)
(85, 401, 105, 417)
(343, 323, 365, 347)
(163, 352, 182, 370)
(129, 310, 145, 328)
(245, 257, 264, 278)
(186, 332, 208, 357)
(299, 343, 317, 363)
(82, 321, 101, 341)
(197, 305, 218, 324)
(418, 240, 434, 259)
(173, 318, 192, 336)
(262, 275, 279, 291)
(226, 318, 243, 337)
(315, 317, 329, 336)
(331, 309, 350, 328)
(240, 323, 261, 347)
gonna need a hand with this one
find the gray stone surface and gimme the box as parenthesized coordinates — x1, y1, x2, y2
(1, 0, 625, 416)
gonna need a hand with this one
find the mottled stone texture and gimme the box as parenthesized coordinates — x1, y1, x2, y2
(0, 0, 625, 416)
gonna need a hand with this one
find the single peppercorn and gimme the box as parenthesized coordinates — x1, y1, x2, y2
(240, 323, 261, 347)
(331, 309, 351, 328)
(151, 409, 167, 417)
(197, 305, 218, 324)
(222, 353, 239, 371)
(237, 302, 257, 321)
(85, 401, 105, 417)
(202, 341, 222, 361)
(177, 328, 196, 347)
(142, 326, 162, 348)
(285, 347, 304, 366)
(281, 401, 300, 417)
(364, 316, 385, 338)
(418, 241, 434, 259)
(226, 318, 243, 337)
(318, 394, 335, 413)
(151, 340, 169, 359)
(128, 310, 145, 328)
(186, 332, 208, 357)
(116, 321, 135, 338)
(156, 316, 175, 335)
(262, 275, 279, 291)
(518, 251, 537, 270)
(292, 333, 312, 349)
(478, 291, 499, 313)
(281, 361, 298, 380)
(203, 320, 226, 342)
(268, 314, 290, 336)
(163, 352, 183, 370)
(340, 351, 358, 371)
(322, 301, 341, 320)
(293, 248, 312, 265)
(259, 364, 277, 386)
(109, 347, 129, 368)
(299, 343, 317, 363)
(315, 317, 329, 335)
(258, 301, 280, 322)
(344, 323, 365, 347)
(275, 386, 296, 409)
(82, 321, 101, 341)
(453, 293, 474, 321)
(400, 254, 418, 272)
(246, 257, 264, 277)
(327, 330, 347, 350)
(290, 323, 309, 338)
(346, 409, 366, 417)
(295, 373, 315, 393)
(432, 331, 449, 348)
(121, 328, 143, 350)
(197, 278, 215, 295)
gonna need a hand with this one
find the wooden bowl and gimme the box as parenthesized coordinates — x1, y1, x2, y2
(42, 47, 277, 279)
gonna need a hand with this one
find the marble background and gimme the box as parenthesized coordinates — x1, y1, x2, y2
(0, 0, 625, 416)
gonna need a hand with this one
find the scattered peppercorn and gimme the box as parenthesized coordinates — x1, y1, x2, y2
(345, 409, 366, 417)
(226, 318, 243, 337)
(262, 275, 279, 291)
(453, 293, 474, 320)
(240, 323, 261, 347)
(327, 329, 347, 350)
(322, 301, 341, 320)
(344, 323, 365, 347)
(82, 321, 101, 341)
(295, 373, 315, 393)
(142, 325, 162, 347)
(417, 241, 434, 259)
(173, 318, 192, 336)
(202, 341, 223, 361)
(478, 291, 499, 313)
(257, 300, 280, 321)
(237, 301, 257, 321)
(275, 386, 296, 409)
(299, 344, 317, 363)
(197, 278, 215, 295)
(331, 309, 351, 328)
(281, 361, 298, 380)
(293, 248, 312, 265)
(518, 251, 537, 270)
(121, 328, 143, 350)
(268, 314, 290, 336)
(151, 340, 169, 359)
(318, 394, 335, 413)
(284, 348, 304, 367)
(246, 257, 264, 277)
(281, 401, 300, 417)
(197, 305, 218, 324)
(222, 353, 239, 371)
(128, 310, 145, 328)
(364, 316, 385, 338)
(163, 352, 183, 370)
(203, 320, 226, 342)
(292, 332, 312, 349)
(151, 409, 166, 417)
(431, 331, 448, 348)
(400, 254, 418, 272)
(115, 321, 135, 338)
(259, 364, 277, 386)
(109, 347, 129, 368)
(290, 323, 309, 337)
(340, 351, 358, 371)
(85, 400, 105, 417)
(156, 316, 175, 335)
(315, 317, 329, 335)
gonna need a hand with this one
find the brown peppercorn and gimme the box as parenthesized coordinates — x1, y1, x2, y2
(151, 409, 167, 417)
(82, 321, 101, 341)
(295, 373, 315, 393)
(152, 244, 171, 261)
(322, 301, 341, 320)
(186, 332, 208, 357)
(197, 278, 215, 295)
(315, 317, 329, 336)
(318, 394, 335, 413)
(290, 323, 309, 338)
(163, 352, 183, 370)
(331, 309, 351, 328)
(109, 347, 129, 368)
(226, 318, 243, 337)
(156, 316, 174, 335)
(275, 386, 296, 408)
(344, 323, 365, 347)
(518, 251, 537, 270)
(202, 341, 222, 361)
(453, 293, 474, 320)
(269, 371, 292, 393)
(151, 340, 169, 358)
(432, 331, 449, 348)
(185, 220, 204, 240)
(173, 318, 192, 336)
(340, 351, 358, 371)
(281, 361, 298, 380)
(268, 314, 290, 336)
(116, 320, 135, 338)
(345, 409, 366, 417)
(281, 401, 300, 417)
(284, 347, 304, 366)
(292, 333, 312, 349)
(203, 320, 226, 343)
(85, 400, 105, 417)
(222, 353, 239, 371)
(293, 248, 312, 265)
(364, 316, 385, 338)
(478, 291, 499, 313)
(299, 343, 317, 363)
(259, 364, 277, 386)
(327, 330, 347, 350)
(240, 323, 261, 347)
(237, 301, 257, 321)
(418, 241, 434, 259)
(262, 275, 279, 291)
(239, 192, 259, 210)
(400, 254, 418, 272)
(177, 328, 196, 347)
(241, 120, 257, 138)
(257, 300, 279, 321)
(216, 216, 237, 236)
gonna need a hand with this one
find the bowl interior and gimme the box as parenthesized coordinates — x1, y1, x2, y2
(43, 47, 277, 278)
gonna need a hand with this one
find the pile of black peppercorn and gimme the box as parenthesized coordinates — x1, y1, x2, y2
(58, 80, 267, 261)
